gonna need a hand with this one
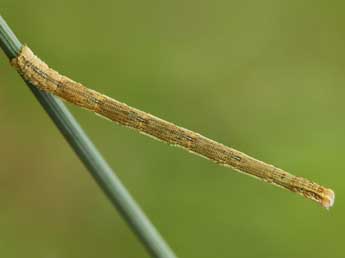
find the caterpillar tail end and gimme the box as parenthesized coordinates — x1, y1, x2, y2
(321, 188, 335, 209)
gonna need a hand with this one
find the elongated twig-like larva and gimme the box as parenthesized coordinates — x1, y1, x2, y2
(11, 45, 335, 209)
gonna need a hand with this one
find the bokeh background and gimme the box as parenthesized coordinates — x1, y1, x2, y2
(0, 1, 344, 257)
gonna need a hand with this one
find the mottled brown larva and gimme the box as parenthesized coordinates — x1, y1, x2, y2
(11, 45, 335, 209)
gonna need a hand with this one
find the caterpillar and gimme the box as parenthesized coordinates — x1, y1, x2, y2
(11, 45, 335, 209)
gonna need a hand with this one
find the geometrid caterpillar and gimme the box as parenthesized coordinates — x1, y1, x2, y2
(11, 45, 335, 209)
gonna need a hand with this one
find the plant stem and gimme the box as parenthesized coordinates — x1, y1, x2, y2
(0, 15, 177, 258)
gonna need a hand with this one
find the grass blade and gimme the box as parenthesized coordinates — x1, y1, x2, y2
(0, 15, 177, 258)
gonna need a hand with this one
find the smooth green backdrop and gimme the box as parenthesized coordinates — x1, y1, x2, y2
(0, 1, 343, 257)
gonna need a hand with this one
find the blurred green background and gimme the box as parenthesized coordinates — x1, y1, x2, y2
(0, 1, 343, 257)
